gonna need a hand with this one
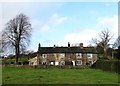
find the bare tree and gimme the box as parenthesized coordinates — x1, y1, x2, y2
(92, 29, 113, 59)
(2, 13, 32, 64)
(0, 32, 8, 56)
(113, 36, 120, 49)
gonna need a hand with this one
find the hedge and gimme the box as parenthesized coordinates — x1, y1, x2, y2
(92, 60, 120, 74)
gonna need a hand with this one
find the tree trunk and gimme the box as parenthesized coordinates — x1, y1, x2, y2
(104, 48, 106, 58)
(15, 48, 18, 64)
(15, 44, 20, 65)
(104, 48, 109, 59)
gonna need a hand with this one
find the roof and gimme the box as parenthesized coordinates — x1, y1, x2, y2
(38, 47, 98, 54)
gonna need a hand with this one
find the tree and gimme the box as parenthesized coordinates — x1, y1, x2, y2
(2, 13, 32, 64)
(117, 46, 120, 60)
(0, 34, 4, 55)
(0, 32, 9, 56)
(113, 36, 120, 49)
(92, 29, 113, 59)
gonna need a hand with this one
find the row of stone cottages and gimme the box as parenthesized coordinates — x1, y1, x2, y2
(28, 43, 98, 66)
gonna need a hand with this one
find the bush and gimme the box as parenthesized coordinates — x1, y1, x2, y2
(10, 62, 14, 64)
(92, 60, 120, 74)
(23, 61, 29, 65)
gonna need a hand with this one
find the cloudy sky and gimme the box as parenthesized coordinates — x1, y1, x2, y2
(1, 1, 119, 52)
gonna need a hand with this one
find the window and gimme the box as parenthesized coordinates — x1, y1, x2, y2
(55, 62, 59, 66)
(59, 53, 65, 58)
(87, 53, 92, 58)
(42, 61, 47, 65)
(42, 54, 47, 58)
(88, 60, 93, 65)
(76, 60, 82, 65)
(60, 61, 65, 66)
(50, 62, 54, 65)
(76, 53, 82, 58)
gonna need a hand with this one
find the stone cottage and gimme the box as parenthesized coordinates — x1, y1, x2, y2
(29, 43, 98, 66)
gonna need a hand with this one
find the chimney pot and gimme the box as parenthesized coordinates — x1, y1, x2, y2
(68, 42, 70, 48)
(80, 43, 83, 48)
(53, 45, 56, 48)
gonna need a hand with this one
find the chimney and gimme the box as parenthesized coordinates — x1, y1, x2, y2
(68, 42, 70, 48)
(53, 45, 56, 48)
(80, 43, 83, 49)
(38, 43, 41, 54)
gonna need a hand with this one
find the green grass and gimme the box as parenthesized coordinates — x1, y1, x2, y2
(2, 66, 119, 84)
(5, 57, 29, 63)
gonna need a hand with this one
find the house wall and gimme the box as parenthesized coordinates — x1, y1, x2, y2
(65, 53, 76, 61)
(84, 53, 97, 65)
(92, 54, 97, 62)
(39, 53, 97, 66)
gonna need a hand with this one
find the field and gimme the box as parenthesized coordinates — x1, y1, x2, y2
(2, 66, 119, 85)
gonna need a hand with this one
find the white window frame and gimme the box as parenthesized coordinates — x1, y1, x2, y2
(76, 53, 82, 58)
(76, 60, 82, 65)
(59, 53, 65, 59)
(60, 61, 65, 66)
(50, 62, 54, 65)
(42, 54, 47, 58)
(55, 61, 59, 66)
(72, 61, 75, 66)
(42, 61, 47, 65)
(87, 53, 92, 58)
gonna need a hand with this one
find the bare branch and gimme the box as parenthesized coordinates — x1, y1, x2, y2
(91, 29, 113, 59)
(2, 13, 32, 63)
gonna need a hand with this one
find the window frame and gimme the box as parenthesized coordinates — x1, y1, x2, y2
(42, 54, 47, 58)
(50, 61, 54, 65)
(76, 53, 82, 58)
(87, 53, 92, 58)
(59, 53, 65, 59)
(76, 60, 82, 65)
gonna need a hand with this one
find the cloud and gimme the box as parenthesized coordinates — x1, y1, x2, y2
(1, 2, 68, 52)
(31, 19, 42, 32)
(1, 2, 37, 33)
(32, 21, 50, 33)
(1, 2, 67, 38)
(40, 25, 50, 32)
(2, 2, 35, 21)
(41, 13, 68, 32)
(64, 15, 118, 46)
(31, 15, 118, 48)
(49, 13, 68, 25)
(1, 2, 64, 32)
(96, 15, 118, 38)
(32, 13, 68, 33)
(64, 29, 98, 46)
(30, 13, 68, 51)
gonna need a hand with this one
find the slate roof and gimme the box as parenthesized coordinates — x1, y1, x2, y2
(38, 47, 97, 54)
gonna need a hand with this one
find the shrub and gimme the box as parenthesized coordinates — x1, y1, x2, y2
(92, 60, 120, 74)
(23, 61, 29, 65)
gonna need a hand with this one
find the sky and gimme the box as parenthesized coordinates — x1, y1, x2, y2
(0, 1, 119, 52)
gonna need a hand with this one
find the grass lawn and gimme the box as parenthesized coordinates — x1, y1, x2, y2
(2, 66, 119, 84)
